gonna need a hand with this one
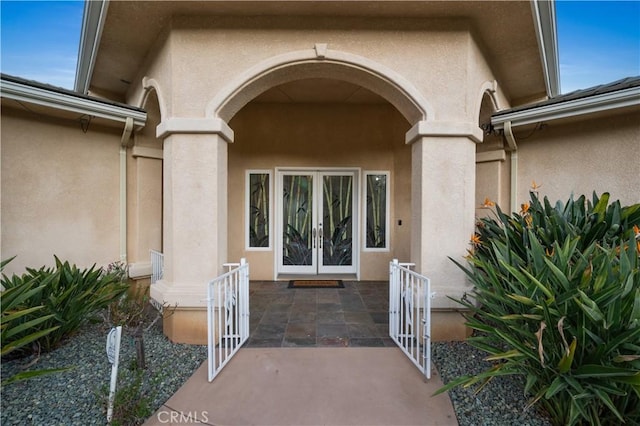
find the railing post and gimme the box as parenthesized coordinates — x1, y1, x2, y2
(422, 279, 430, 379)
(240, 258, 249, 340)
(389, 259, 399, 339)
(207, 276, 215, 381)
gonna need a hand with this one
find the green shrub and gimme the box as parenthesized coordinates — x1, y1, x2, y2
(437, 192, 640, 425)
(1, 256, 129, 355)
(474, 192, 640, 265)
(1, 258, 58, 358)
(1, 257, 72, 384)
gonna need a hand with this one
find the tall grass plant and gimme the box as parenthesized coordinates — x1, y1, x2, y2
(1, 256, 129, 355)
(437, 192, 640, 425)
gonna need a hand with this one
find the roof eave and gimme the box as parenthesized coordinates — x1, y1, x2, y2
(491, 85, 640, 129)
(531, 0, 560, 98)
(2, 76, 146, 127)
(74, 0, 109, 94)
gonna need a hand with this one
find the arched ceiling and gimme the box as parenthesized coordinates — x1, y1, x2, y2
(252, 78, 386, 104)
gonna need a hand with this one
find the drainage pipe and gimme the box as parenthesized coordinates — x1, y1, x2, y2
(120, 117, 134, 262)
(503, 121, 518, 213)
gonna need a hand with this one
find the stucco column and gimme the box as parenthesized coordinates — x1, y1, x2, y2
(406, 120, 482, 308)
(151, 118, 234, 308)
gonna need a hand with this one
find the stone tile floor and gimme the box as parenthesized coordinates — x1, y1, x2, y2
(246, 280, 395, 347)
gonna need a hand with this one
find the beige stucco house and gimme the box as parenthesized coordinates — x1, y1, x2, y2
(1, 0, 638, 344)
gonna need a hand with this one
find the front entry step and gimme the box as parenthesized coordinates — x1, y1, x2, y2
(146, 348, 457, 426)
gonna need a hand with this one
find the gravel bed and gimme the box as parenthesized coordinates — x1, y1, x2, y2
(1, 319, 207, 426)
(3, 320, 552, 425)
(433, 341, 553, 426)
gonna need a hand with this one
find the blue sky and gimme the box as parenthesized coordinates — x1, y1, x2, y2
(1, 1, 83, 89)
(557, 0, 640, 92)
(1, 1, 639, 94)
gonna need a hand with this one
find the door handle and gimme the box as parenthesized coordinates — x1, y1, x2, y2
(318, 226, 323, 249)
(312, 228, 317, 248)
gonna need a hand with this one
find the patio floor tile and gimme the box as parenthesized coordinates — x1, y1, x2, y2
(246, 281, 389, 348)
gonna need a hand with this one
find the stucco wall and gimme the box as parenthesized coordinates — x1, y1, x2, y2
(1, 107, 122, 276)
(131, 15, 511, 327)
(128, 90, 163, 269)
(127, 16, 503, 127)
(227, 102, 411, 280)
(179, 17, 467, 119)
(516, 110, 640, 207)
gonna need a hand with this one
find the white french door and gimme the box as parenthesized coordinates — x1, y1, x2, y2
(276, 169, 358, 275)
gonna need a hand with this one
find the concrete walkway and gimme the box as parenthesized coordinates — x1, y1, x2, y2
(145, 347, 458, 426)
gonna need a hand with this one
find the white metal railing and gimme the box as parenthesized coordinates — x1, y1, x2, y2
(207, 258, 250, 382)
(150, 249, 164, 284)
(389, 259, 434, 379)
(149, 250, 165, 312)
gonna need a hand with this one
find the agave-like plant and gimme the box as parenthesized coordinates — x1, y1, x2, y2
(436, 192, 640, 425)
(1, 256, 130, 354)
(1, 258, 59, 357)
(1, 257, 71, 385)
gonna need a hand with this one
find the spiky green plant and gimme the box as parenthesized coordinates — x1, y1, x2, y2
(1, 257, 59, 358)
(436, 192, 640, 425)
(1, 256, 129, 354)
(1, 257, 71, 385)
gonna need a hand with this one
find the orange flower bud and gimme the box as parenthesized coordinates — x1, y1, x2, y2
(481, 197, 495, 208)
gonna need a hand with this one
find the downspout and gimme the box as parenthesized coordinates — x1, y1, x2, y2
(120, 117, 134, 263)
(503, 121, 518, 213)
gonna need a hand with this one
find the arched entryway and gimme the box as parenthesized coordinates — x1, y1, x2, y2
(214, 47, 431, 281)
(152, 46, 479, 344)
(227, 78, 413, 281)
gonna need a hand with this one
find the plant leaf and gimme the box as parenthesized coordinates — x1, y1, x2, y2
(1, 366, 74, 386)
(557, 337, 577, 374)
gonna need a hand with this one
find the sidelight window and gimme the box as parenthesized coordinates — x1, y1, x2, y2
(364, 171, 389, 250)
(246, 170, 271, 249)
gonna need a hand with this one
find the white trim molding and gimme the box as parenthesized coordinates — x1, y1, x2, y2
(405, 120, 484, 144)
(156, 117, 235, 142)
(362, 171, 391, 252)
(492, 85, 640, 130)
(476, 150, 506, 163)
(531, 0, 560, 98)
(74, 0, 109, 94)
(1, 76, 146, 127)
(132, 146, 163, 159)
(128, 261, 152, 279)
(245, 170, 273, 251)
(205, 45, 434, 124)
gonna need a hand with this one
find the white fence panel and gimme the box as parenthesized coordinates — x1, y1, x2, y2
(207, 259, 250, 382)
(150, 249, 164, 284)
(389, 259, 434, 379)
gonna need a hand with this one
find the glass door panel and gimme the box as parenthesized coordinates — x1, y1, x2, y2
(280, 173, 316, 274)
(277, 170, 357, 276)
(320, 173, 354, 272)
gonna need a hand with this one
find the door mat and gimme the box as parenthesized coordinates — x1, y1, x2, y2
(288, 280, 344, 289)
